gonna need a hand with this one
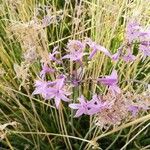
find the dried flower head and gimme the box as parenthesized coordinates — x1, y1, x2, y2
(95, 91, 128, 128)
(95, 91, 150, 128)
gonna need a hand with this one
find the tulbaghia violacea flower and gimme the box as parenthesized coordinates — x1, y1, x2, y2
(87, 94, 110, 115)
(139, 41, 150, 59)
(62, 40, 85, 61)
(69, 94, 110, 117)
(111, 51, 120, 61)
(111, 46, 123, 61)
(85, 38, 111, 59)
(46, 76, 71, 108)
(126, 21, 141, 43)
(62, 50, 84, 61)
(67, 40, 85, 51)
(123, 48, 136, 62)
(33, 80, 55, 99)
(69, 95, 90, 117)
(49, 46, 61, 63)
(98, 70, 121, 94)
(33, 76, 71, 108)
(40, 64, 55, 79)
(139, 28, 150, 42)
(123, 53, 136, 62)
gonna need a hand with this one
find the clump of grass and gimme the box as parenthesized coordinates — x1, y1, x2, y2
(0, 0, 150, 150)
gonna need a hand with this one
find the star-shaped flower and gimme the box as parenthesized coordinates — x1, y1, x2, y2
(69, 95, 90, 117)
(62, 40, 85, 61)
(87, 94, 109, 115)
(32, 80, 55, 99)
(40, 64, 55, 79)
(139, 41, 150, 60)
(98, 70, 121, 94)
(49, 46, 61, 63)
(126, 21, 141, 43)
(85, 38, 111, 59)
(47, 76, 71, 108)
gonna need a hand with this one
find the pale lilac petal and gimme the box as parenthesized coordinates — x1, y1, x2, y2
(59, 94, 70, 102)
(69, 104, 81, 109)
(67, 40, 85, 51)
(110, 70, 118, 79)
(55, 97, 61, 108)
(53, 46, 59, 52)
(62, 55, 71, 59)
(63, 40, 85, 61)
(110, 85, 121, 94)
(88, 108, 100, 115)
(97, 45, 111, 57)
(123, 53, 136, 62)
(86, 38, 111, 58)
(40, 64, 55, 79)
(74, 109, 84, 117)
(89, 48, 98, 59)
(78, 95, 86, 104)
(49, 48, 60, 62)
(111, 52, 120, 61)
(126, 21, 141, 43)
(98, 70, 118, 86)
(139, 44, 150, 59)
(42, 15, 52, 27)
(55, 78, 65, 89)
(98, 78, 117, 86)
(32, 89, 41, 95)
(64, 91, 72, 96)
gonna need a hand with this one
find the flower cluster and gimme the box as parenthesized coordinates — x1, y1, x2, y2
(112, 21, 150, 62)
(33, 21, 150, 128)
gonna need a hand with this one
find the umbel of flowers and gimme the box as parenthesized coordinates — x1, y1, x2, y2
(33, 21, 150, 128)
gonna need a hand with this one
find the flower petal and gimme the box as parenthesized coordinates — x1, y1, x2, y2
(74, 109, 84, 117)
(69, 104, 81, 109)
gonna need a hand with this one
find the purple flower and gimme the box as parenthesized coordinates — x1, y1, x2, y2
(111, 46, 123, 61)
(69, 94, 111, 117)
(33, 76, 71, 108)
(85, 38, 111, 59)
(139, 41, 150, 59)
(87, 94, 109, 115)
(62, 50, 84, 61)
(62, 40, 85, 61)
(123, 53, 136, 62)
(47, 76, 71, 108)
(139, 28, 150, 42)
(40, 64, 55, 79)
(98, 70, 121, 94)
(32, 80, 55, 99)
(69, 95, 91, 117)
(111, 51, 120, 61)
(49, 46, 61, 63)
(67, 40, 85, 51)
(123, 50, 136, 62)
(126, 21, 141, 43)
